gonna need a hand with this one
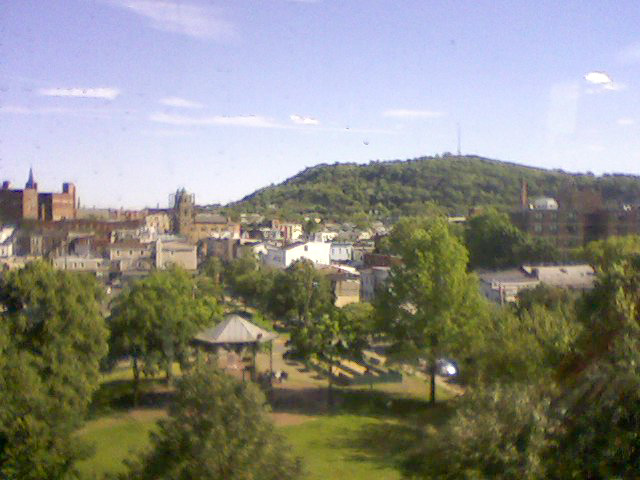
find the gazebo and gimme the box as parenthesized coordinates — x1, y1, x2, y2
(192, 313, 278, 380)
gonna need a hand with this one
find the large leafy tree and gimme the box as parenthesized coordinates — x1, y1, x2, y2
(120, 362, 301, 480)
(108, 267, 219, 403)
(465, 209, 558, 269)
(376, 217, 488, 403)
(0, 261, 108, 478)
(266, 259, 333, 325)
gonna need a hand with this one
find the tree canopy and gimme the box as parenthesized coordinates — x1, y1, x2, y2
(108, 266, 220, 402)
(0, 261, 108, 479)
(376, 216, 488, 402)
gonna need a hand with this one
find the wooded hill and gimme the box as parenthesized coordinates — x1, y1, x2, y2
(229, 155, 640, 222)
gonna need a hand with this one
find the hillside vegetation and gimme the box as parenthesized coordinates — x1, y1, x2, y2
(230, 155, 640, 222)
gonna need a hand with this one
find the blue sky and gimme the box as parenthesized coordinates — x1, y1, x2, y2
(1, 0, 639, 208)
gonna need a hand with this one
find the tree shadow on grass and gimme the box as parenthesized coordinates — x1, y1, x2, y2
(331, 400, 456, 475)
(88, 378, 175, 418)
(270, 385, 456, 421)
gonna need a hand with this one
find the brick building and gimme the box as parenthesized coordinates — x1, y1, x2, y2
(511, 181, 640, 248)
(0, 169, 76, 222)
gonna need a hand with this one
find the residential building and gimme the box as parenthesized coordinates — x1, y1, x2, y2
(52, 256, 110, 276)
(330, 242, 353, 263)
(477, 269, 540, 304)
(271, 220, 303, 242)
(156, 238, 197, 271)
(511, 182, 640, 248)
(317, 265, 361, 307)
(262, 241, 331, 269)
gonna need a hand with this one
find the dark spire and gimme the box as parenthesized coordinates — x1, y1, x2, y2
(26, 167, 36, 189)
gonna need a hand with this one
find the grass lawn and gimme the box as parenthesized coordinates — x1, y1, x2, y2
(281, 415, 403, 480)
(76, 410, 162, 479)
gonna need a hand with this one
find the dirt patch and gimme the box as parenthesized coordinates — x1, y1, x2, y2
(270, 412, 315, 427)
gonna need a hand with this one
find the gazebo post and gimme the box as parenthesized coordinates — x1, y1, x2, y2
(269, 340, 273, 377)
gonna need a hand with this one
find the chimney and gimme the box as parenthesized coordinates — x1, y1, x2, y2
(520, 178, 528, 209)
(2, 181, 9, 189)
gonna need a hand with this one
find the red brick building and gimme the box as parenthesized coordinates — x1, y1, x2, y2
(0, 169, 76, 222)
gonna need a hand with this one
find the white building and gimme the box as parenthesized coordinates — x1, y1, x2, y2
(0, 226, 16, 257)
(330, 242, 353, 263)
(262, 241, 331, 269)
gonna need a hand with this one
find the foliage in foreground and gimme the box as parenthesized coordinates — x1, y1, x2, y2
(0, 262, 108, 479)
(119, 362, 301, 480)
(406, 255, 640, 479)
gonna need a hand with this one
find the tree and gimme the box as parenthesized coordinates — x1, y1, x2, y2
(120, 362, 301, 480)
(583, 234, 640, 272)
(376, 217, 488, 403)
(464, 209, 559, 269)
(265, 259, 333, 325)
(108, 267, 219, 403)
(223, 255, 276, 309)
(405, 382, 553, 480)
(0, 261, 108, 478)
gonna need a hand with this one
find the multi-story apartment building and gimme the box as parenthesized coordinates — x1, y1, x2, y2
(511, 181, 640, 248)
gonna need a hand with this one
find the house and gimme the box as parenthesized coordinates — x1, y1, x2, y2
(477, 269, 540, 304)
(271, 220, 303, 242)
(0, 226, 16, 257)
(262, 241, 331, 269)
(330, 242, 353, 263)
(52, 255, 110, 276)
(155, 237, 197, 271)
(317, 265, 361, 307)
(107, 241, 154, 272)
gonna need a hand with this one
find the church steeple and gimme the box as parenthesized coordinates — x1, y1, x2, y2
(25, 167, 36, 189)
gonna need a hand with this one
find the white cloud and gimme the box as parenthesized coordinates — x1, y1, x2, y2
(38, 87, 121, 99)
(616, 43, 640, 65)
(617, 117, 635, 126)
(290, 114, 319, 125)
(150, 112, 285, 128)
(110, 0, 235, 40)
(160, 97, 204, 109)
(383, 109, 445, 118)
(584, 71, 624, 92)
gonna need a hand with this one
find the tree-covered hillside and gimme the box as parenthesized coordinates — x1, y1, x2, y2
(229, 155, 640, 222)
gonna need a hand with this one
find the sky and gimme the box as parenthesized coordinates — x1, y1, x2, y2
(1, 0, 639, 209)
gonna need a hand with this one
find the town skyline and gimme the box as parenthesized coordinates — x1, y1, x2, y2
(2, 1, 639, 208)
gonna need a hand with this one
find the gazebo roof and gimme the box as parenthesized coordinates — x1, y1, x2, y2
(194, 314, 278, 345)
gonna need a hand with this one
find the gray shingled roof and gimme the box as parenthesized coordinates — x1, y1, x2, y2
(193, 314, 278, 345)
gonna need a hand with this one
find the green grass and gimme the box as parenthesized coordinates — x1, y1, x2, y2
(76, 411, 161, 479)
(281, 415, 404, 480)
